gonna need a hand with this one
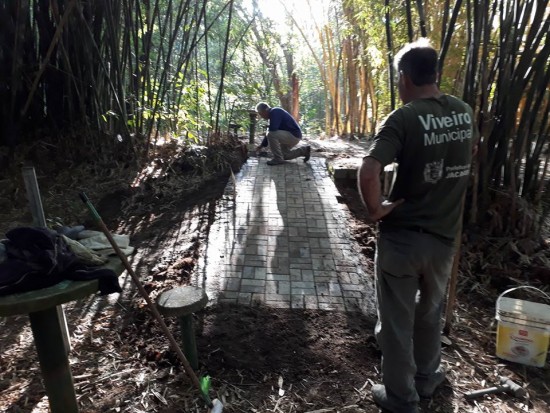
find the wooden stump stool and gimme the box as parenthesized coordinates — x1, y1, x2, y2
(156, 286, 208, 370)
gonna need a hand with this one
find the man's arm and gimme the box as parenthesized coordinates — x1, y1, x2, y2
(357, 156, 404, 221)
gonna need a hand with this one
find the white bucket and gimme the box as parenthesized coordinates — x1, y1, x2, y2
(495, 286, 550, 367)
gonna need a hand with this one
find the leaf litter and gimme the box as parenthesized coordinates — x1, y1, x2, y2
(0, 139, 549, 412)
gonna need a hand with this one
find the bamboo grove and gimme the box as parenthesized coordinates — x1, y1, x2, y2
(0, 0, 549, 235)
(333, 0, 550, 233)
(0, 0, 243, 160)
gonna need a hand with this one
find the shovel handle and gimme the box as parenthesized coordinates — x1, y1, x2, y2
(464, 386, 502, 399)
(79, 192, 101, 222)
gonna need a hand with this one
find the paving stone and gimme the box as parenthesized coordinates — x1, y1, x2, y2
(220, 273, 241, 282)
(301, 270, 314, 282)
(340, 283, 365, 292)
(272, 266, 290, 274)
(241, 279, 266, 287)
(266, 300, 291, 309)
(223, 278, 241, 291)
(289, 262, 313, 270)
(240, 285, 264, 294)
(291, 295, 305, 309)
(219, 298, 238, 304)
(347, 273, 364, 284)
(304, 295, 319, 309)
(254, 267, 267, 279)
(267, 274, 291, 282)
(247, 235, 269, 242)
(252, 293, 265, 304)
(291, 273, 304, 283)
(308, 238, 321, 248)
(228, 256, 245, 266)
(245, 258, 269, 267)
(238, 293, 252, 305)
(318, 302, 346, 311)
(242, 266, 255, 279)
(342, 290, 364, 298)
(277, 282, 290, 294)
(288, 263, 311, 271)
(288, 235, 308, 241)
(265, 293, 290, 301)
(344, 298, 363, 311)
(311, 258, 336, 270)
(317, 295, 346, 305)
(291, 287, 316, 295)
(268, 248, 289, 258)
(265, 281, 278, 294)
(292, 281, 315, 289)
(219, 291, 239, 299)
(329, 282, 343, 296)
(311, 248, 333, 255)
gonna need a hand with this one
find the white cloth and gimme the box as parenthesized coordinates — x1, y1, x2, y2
(77, 230, 133, 256)
(61, 235, 107, 266)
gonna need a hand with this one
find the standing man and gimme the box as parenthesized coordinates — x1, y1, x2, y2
(255, 102, 311, 165)
(357, 38, 477, 413)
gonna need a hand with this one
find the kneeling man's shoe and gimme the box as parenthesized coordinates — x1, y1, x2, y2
(267, 159, 286, 165)
(303, 145, 311, 162)
(372, 384, 418, 413)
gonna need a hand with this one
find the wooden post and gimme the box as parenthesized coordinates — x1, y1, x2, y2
(21, 166, 71, 353)
(156, 286, 209, 371)
(248, 110, 258, 145)
(21, 167, 47, 227)
(29, 307, 79, 413)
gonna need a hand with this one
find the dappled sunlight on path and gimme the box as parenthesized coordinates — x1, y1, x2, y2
(196, 156, 376, 315)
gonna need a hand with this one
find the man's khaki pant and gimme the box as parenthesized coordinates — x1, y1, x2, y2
(374, 228, 455, 408)
(267, 130, 307, 161)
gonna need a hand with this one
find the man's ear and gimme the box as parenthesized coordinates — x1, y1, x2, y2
(402, 72, 413, 88)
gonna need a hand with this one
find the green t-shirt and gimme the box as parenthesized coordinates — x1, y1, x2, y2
(367, 94, 477, 242)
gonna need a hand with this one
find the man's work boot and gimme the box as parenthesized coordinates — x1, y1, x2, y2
(415, 365, 447, 398)
(303, 145, 311, 162)
(372, 384, 418, 413)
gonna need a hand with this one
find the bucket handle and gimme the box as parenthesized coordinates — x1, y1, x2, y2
(497, 286, 550, 305)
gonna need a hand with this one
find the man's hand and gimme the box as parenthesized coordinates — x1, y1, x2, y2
(367, 198, 404, 222)
(358, 156, 404, 222)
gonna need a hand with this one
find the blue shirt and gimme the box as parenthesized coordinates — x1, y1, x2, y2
(261, 107, 302, 146)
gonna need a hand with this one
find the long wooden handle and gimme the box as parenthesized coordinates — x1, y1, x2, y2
(443, 191, 467, 334)
(443, 242, 461, 334)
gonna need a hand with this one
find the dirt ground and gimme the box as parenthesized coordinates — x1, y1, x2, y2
(1, 138, 549, 413)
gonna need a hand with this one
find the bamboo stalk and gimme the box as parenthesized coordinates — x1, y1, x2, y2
(214, 0, 234, 134)
(21, 0, 76, 118)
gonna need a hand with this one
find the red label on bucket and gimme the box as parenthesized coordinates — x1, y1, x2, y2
(519, 330, 528, 337)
